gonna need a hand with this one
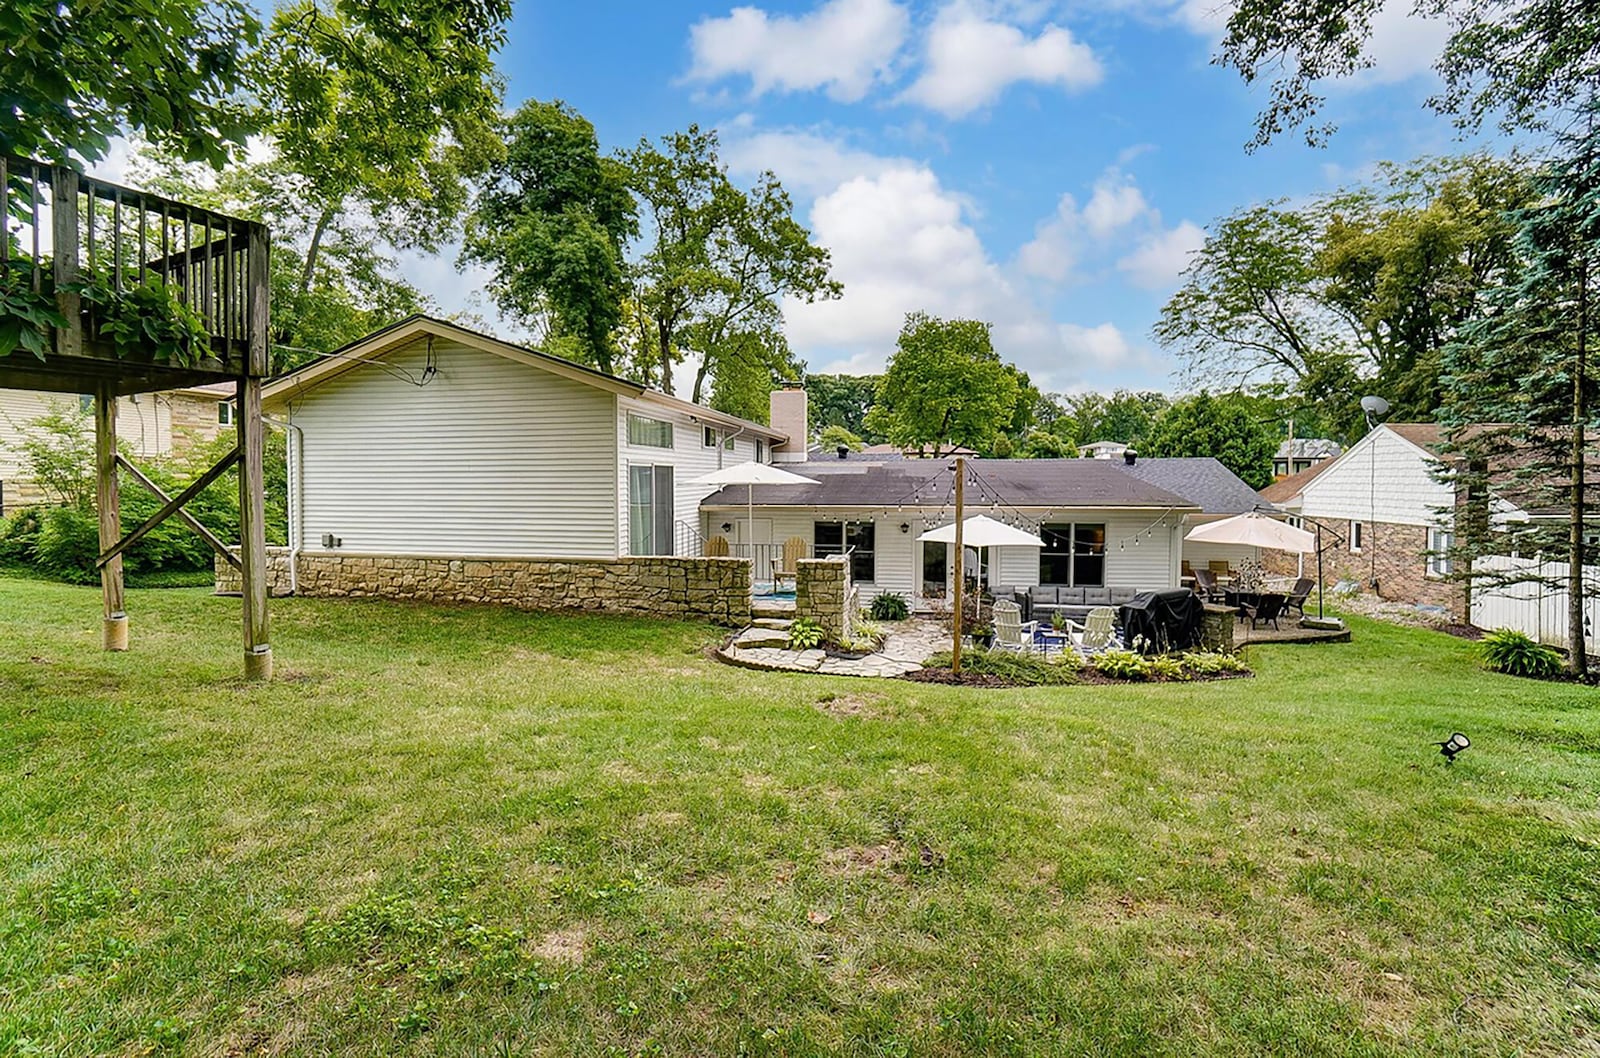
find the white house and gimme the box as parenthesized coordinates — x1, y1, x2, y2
(261, 315, 790, 562)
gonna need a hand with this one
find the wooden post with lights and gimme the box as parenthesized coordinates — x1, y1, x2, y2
(951, 456, 965, 674)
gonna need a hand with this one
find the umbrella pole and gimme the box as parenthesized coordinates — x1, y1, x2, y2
(952, 457, 965, 675)
(1316, 523, 1324, 620)
(748, 484, 756, 589)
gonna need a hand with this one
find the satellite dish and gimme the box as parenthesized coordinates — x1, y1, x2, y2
(1360, 395, 1390, 416)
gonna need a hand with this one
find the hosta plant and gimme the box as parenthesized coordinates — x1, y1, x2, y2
(1478, 628, 1564, 679)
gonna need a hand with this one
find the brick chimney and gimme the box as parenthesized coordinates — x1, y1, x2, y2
(769, 381, 808, 463)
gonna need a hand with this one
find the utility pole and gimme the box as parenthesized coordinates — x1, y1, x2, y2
(951, 456, 965, 674)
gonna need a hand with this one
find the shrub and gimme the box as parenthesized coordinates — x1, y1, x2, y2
(1146, 655, 1190, 681)
(1478, 628, 1564, 679)
(867, 591, 910, 621)
(0, 509, 42, 564)
(1180, 651, 1250, 676)
(33, 505, 101, 584)
(787, 617, 825, 650)
(923, 649, 1078, 685)
(1091, 649, 1152, 681)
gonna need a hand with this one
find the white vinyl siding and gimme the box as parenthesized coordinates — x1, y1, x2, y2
(286, 337, 619, 557)
(1300, 427, 1453, 527)
(0, 389, 173, 501)
(617, 395, 766, 555)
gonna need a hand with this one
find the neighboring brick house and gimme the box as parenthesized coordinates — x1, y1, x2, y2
(1259, 425, 1469, 616)
(0, 384, 232, 516)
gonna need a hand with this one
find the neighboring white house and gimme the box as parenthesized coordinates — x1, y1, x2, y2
(260, 315, 790, 561)
(0, 383, 232, 515)
(1079, 440, 1131, 460)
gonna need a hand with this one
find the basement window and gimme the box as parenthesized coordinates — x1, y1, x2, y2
(1427, 527, 1454, 577)
(1350, 521, 1363, 553)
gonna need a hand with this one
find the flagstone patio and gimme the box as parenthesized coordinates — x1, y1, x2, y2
(718, 618, 949, 678)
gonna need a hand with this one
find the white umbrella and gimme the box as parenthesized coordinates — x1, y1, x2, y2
(919, 515, 1044, 590)
(688, 461, 817, 575)
(1184, 511, 1316, 553)
(918, 514, 1044, 548)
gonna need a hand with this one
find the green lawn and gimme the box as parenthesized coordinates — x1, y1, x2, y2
(2, 573, 1597, 1057)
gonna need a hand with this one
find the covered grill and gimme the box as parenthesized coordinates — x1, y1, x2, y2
(1117, 588, 1204, 654)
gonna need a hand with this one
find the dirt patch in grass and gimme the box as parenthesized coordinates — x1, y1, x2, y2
(526, 927, 587, 965)
(826, 843, 902, 874)
(815, 691, 888, 717)
(901, 668, 1014, 687)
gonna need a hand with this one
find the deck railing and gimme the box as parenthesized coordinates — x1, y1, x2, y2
(2, 156, 267, 375)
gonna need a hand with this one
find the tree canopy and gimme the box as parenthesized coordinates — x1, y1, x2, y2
(864, 313, 1023, 457)
(464, 100, 636, 374)
(1143, 392, 1280, 490)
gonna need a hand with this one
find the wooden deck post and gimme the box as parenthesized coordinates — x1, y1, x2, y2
(238, 219, 272, 680)
(237, 376, 271, 679)
(51, 167, 82, 357)
(95, 385, 127, 650)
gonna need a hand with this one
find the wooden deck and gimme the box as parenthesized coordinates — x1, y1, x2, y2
(1234, 620, 1351, 646)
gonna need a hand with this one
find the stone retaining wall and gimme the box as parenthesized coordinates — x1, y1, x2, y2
(795, 556, 854, 640)
(216, 549, 752, 625)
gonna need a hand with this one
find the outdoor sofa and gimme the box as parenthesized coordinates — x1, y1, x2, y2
(998, 585, 1144, 626)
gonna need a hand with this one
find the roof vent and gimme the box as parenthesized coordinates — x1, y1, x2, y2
(1123, 449, 1138, 466)
(836, 445, 848, 460)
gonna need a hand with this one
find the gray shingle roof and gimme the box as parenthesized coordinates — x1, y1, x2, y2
(702, 458, 1202, 510)
(1116, 457, 1274, 515)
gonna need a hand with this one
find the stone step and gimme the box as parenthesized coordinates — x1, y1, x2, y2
(752, 617, 793, 630)
(732, 627, 791, 649)
(751, 602, 796, 619)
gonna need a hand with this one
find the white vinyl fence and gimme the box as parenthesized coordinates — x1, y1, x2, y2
(1470, 555, 1600, 651)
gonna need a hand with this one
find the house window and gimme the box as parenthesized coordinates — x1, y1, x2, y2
(702, 426, 718, 448)
(1428, 527, 1454, 577)
(814, 520, 875, 583)
(628, 465, 675, 555)
(628, 413, 674, 449)
(218, 402, 235, 427)
(1039, 522, 1106, 586)
(755, 438, 765, 462)
(1350, 521, 1364, 553)
(1286, 515, 1304, 529)
(79, 393, 93, 413)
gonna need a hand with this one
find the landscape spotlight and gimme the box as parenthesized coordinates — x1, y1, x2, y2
(1434, 732, 1470, 764)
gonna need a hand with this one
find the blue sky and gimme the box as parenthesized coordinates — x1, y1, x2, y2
(471, 0, 1504, 395)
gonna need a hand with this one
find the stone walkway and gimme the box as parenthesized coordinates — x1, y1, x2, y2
(718, 618, 948, 678)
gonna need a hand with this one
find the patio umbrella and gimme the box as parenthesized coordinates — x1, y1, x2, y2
(1184, 512, 1315, 553)
(919, 515, 1045, 588)
(688, 461, 817, 575)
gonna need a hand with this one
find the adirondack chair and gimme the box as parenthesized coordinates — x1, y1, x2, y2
(1068, 606, 1119, 655)
(1284, 577, 1314, 618)
(1192, 568, 1223, 602)
(773, 536, 808, 592)
(1242, 592, 1287, 630)
(704, 535, 730, 557)
(990, 600, 1039, 653)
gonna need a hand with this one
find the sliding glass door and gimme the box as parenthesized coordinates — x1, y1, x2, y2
(628, 465, 675, 555)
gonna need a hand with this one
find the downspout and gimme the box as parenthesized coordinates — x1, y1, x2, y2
(263, 410, 303, 596)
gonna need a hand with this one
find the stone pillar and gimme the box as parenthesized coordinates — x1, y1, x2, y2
(796, 556, 852, 640)
(1200, 603, 1236, 653)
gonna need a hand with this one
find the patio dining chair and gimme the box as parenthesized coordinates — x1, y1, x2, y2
(1067, 606, 1119, 656)
(1284, 577, 1314, 619)
(1192, 568, 1223, 602)
(1242, 592, 1287, 630)
(991, 600, 1040, 653)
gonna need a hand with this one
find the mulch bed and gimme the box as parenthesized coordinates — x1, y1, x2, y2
(901, 667, 1255, 689)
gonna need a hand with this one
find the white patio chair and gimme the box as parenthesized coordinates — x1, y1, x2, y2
(990, 600, 1039, 653)
(1067, 606, 1118, 656)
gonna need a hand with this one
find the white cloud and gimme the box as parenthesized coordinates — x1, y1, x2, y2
(1015, 167, 1158, 283)
(1058, 322, 1134, 366)
(1117, 219, 1205, 289)
(899, 3, 1104, 117)
(686, 0, 910, 102)
(721, 128, 913, 197)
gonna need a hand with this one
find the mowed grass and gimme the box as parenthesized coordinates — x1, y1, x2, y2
(1, 574, 1598, 1057)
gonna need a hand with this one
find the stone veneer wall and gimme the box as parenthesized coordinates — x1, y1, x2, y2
(795, 556, 854, 640)
(216, 549, 752, 626)
(1199, 604, 1236, 653)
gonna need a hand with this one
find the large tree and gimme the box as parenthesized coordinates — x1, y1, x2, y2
(1441, 116, 1600, 676)
(0, 0, 258, 166)
(864, 313, 1021, 457)
(253, 0, 507, 300)
(1156, 156, 1532, 433)
(1060, 389, 1171, 450)
(463, 100, 637, 373)
(1218, 0, 1600, 149)
(1144, 391, 1280, 490)
(805, 373, 883, 442)
(622, 126, 838, 400)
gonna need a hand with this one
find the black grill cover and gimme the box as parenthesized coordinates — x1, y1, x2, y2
(1118, 588, 1203, 654)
